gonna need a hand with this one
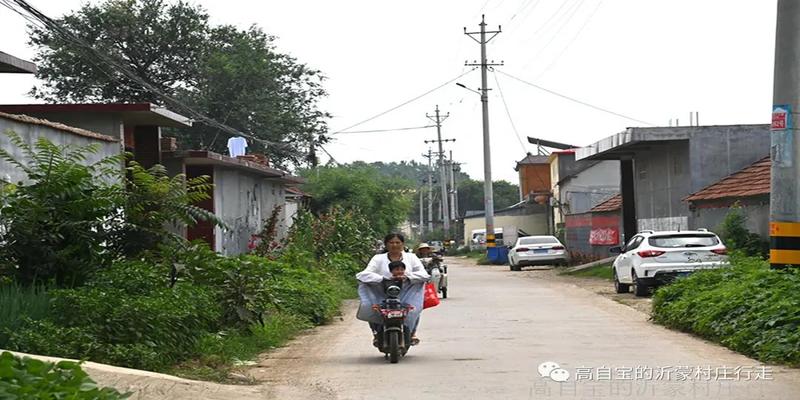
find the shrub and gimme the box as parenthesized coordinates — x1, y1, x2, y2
(0, 284, 50, 348)
(0, 351, 129, 399)
(717, 204, 769, 258)
(652, 255, 800, 365)
(7, 259, 222, 371)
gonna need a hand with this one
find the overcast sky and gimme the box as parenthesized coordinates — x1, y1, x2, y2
(0, 0, 779, 183)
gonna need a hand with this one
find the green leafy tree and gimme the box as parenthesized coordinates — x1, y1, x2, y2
(0, 132, 221, 287)
(457, 179, 521, 213)
(717, 204, 769, 258)
(301, 165, 412, 235)
(28, 0, 328, 168)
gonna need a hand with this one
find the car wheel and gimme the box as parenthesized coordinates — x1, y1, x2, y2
(632, 270, 649, 297)
(613, 269, 629, 293)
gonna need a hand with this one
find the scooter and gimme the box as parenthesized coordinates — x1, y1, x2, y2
(374, 279, 414, 363)
(426, 255, 448, 299)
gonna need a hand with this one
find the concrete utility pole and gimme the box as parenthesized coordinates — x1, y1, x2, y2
(422, 149, 434, 233)
(770, 0, 800, 268)
(425, 105, 455, 239)
(418, 186, 424, 237)
(465, 15, 502, 249)
(448, 150, 457, 221)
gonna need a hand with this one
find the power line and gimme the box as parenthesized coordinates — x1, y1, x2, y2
(496, 70, 655, 126)
(330, 68, 476, 135)
(7, 0, 304, 157)
(491, 69, 527, 153)
(336, 125, 435, 134)
(535, 0, 604, 79)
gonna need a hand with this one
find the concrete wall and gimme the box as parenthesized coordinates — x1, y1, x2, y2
(689, 125, 771, 192)
(632, 126, 769, 231)
(213, 167, 286, 256)
(560, 160, 620, 215)
(691, 197, 770, 239)
(14, 112, 124, 141)
(565, 212, 622, 258)
(463, 205, 548, 246)
(0, 117, 119, 185)
(632, 140, 692, 230)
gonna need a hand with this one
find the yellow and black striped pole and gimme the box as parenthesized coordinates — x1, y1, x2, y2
(770, 1, 800, 268)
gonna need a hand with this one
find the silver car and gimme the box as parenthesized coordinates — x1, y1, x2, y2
(508, 235, 569, 271)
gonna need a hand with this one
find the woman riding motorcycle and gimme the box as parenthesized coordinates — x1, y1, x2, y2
(356, 233, 429, 346)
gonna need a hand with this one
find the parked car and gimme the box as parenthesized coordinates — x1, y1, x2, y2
(508, 235, 569, 271)
(610, 229, 729, 297)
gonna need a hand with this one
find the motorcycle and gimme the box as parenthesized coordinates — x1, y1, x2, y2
(374, 279, 414, 363)
(425, 255, 448, 299)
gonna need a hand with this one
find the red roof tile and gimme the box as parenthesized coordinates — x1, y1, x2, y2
(684, 156, 770, 202)
(590, 194, 622, 212)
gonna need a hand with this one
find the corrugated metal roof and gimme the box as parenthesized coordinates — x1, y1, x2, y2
(684, 156, 770, 202)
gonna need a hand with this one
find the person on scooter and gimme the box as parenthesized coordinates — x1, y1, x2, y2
(356, 233, 429, 346)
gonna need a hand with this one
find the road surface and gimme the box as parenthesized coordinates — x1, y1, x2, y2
(255, 256, 800, 399)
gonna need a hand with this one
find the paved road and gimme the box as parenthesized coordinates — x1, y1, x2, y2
(258, 256, 800, 400)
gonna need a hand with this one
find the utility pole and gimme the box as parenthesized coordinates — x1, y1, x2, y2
(448, 150, 457, 222)
(425, 105, 455, 239)
(465, 15, 502, 250)
(418, 188, 424, 238)
(770, 0, 800, 268)
(422, 149, 434, 233)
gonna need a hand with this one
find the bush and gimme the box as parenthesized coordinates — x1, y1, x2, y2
(0, 351, 129, 399)
(7, 259, 222, 371)
(717, 205, 769, 258)
(0, 284, 50, 348)
(652, 255, 800, 365)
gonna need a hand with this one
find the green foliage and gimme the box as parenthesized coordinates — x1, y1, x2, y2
(283, 209, 374, 264)
(0, 133, 221, 287)
(0, 284, 50, 348)
(7, 259, 222, 371)
(108, 161, 221, 258)
(302, 165, 412, 235)
(0, 351, 129, 399)
(717, 205, 769, 258)
(652, 255, 800, 366)
(29, 0, 328, 168)
(0, 131, 121, 287)
(456, 179, 521, 214)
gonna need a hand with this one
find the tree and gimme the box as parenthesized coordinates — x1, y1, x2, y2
(28, 0, 328, 169)
(457, 179, 521, 214)
(301, 165, 413, 235)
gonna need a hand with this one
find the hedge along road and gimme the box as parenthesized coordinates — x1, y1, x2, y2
(21, 257, 800, 399)
(254, 256, 800, 400)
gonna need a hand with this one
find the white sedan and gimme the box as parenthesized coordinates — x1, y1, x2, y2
(508, 236, 569, 271)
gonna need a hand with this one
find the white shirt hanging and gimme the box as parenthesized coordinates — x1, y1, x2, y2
(227, 137, 248, 157)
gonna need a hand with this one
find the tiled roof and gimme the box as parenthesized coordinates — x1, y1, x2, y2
(684, 156, 770, 202)
(0, 112, 117, 142)
(590, 194, 622, 212)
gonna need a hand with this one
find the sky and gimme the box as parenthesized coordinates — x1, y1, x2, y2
(0, 0, 779, 183)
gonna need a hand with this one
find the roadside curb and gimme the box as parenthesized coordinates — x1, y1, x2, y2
(564, 256, 616, 273)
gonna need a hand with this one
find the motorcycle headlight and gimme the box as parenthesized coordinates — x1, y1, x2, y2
(386, 285, 401, 297)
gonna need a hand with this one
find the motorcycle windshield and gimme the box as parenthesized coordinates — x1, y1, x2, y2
(356, 281, 424, 328)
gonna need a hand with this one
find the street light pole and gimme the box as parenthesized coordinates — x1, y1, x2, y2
(465, 15, 502, 250)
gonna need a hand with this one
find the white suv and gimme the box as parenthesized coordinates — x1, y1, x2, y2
(610, 229, 729, 297)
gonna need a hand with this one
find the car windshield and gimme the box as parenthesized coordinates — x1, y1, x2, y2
(519, 237, 559, 245)
(648, 234, 719, 248)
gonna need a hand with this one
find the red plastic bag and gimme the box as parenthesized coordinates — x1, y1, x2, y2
(423, 282, 440, 309)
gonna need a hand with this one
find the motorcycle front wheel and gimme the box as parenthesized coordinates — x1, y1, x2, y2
(387, 331, 400, 363)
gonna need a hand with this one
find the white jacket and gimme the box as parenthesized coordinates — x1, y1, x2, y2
(355, 252, 430, 284)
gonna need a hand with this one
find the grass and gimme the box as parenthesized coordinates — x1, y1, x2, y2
(0, 284, 51, 348)
(169, 312, 311, 382)
(561, 264, 613, 280)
